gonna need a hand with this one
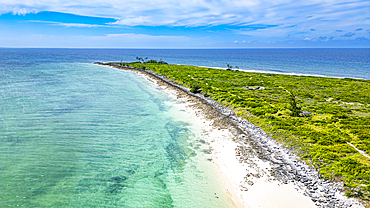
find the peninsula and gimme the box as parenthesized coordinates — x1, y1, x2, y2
(97, 60, 370, 207)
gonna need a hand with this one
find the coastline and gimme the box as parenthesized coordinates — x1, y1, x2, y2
(97, 62, 365, 208)
(202, 66, 367, 80)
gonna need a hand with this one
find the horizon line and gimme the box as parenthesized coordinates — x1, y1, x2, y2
(1, 47, 369, 49)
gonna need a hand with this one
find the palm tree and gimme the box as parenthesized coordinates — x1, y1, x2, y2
(226, 63, 232, 70)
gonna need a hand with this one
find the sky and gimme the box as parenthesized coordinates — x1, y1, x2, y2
(0, 0, 369, 48)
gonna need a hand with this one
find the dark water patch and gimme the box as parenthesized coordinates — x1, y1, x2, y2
(137, 113, 152, 117)
(111, 176, 127, 183)
(126, 170, 136, 175)
(30, 187, 48, 197)
(134, 77, 169, 112)
(106, 176, 128, 195)
(150, 175, 174, 208)
(164, 121, 190, 171)
(154, 174, 168, 190)
(77, 175, 128, 195)
(77, 178, 102, 193)
(165, 143, 186, 170)
(165, 120, 190, 140)
(3, 135, 20, 144)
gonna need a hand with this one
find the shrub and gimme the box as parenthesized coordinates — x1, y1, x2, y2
(147, 59, 158, 63)
(249, 105, 277, 116)
(190, 82, 201, 93)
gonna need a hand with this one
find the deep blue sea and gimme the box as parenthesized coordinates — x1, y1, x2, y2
(0, 48, 369, 207)
(1, 48, 369, 79)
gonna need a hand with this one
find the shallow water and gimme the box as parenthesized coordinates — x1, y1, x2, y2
(0, 62, 233, 207)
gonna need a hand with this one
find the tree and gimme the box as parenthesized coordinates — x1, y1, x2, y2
(287, 90, 302, 117)
(226, 63, 232, 70)
(136, 56, 144, 63)
(158, 58, 168, 64)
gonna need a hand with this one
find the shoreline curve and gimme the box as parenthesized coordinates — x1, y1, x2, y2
(96, 62, 365, 208)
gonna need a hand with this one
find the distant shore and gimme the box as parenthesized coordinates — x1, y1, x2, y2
(96, 62, 365, 208)
(202, 66, 367, 80)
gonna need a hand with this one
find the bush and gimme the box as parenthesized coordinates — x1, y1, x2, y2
(147, 59, 158, 63)
(190, 82, 201, 93)
(158, 61, 168, 64)
(249, 105, 277, 116)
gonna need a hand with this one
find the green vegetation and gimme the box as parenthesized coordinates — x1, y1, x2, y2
(134, 57, 168, 64)
(122, 61, 370, 203)
(190, 81, 201, 93)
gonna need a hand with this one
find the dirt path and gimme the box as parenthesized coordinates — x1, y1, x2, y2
(347, 142, 370, 159)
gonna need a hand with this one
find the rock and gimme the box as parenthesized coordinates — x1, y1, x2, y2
(300, 111, 312, 117)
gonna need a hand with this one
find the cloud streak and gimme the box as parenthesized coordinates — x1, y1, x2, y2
(1, 0, 369, 27)
(341, 32, 356, 37)
(0, 0, 369, 47)
(28, 20, 116, 28)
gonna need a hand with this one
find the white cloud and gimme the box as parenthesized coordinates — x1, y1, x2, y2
(114, 16, 152, 25)
(0, 0, 369, 40)
(28, 20, 115, 27)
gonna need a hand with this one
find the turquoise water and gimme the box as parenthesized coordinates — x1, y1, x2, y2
(0, 62, 233, 207)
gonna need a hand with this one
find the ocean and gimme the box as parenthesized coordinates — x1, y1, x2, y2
(0, 48, 369, 207)
(1, 48, 369, 79)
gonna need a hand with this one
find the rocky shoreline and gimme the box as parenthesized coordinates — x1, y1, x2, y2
(96, 62, 365, 208)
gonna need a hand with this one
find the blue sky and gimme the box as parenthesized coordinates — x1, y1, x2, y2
(0, 0, 369, 48)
